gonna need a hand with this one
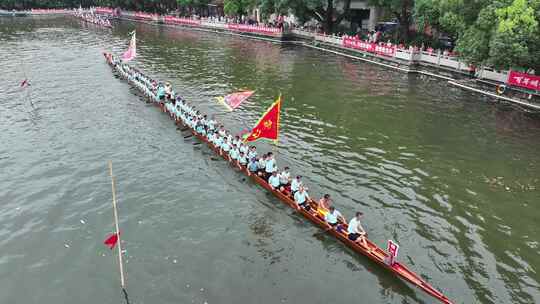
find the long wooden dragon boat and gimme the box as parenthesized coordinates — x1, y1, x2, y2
(105, 56, 453, 304)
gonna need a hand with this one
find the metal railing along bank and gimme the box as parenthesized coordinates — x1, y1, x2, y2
(291, 29, 517, 86)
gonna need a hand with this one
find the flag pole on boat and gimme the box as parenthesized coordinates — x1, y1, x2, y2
(108, 161, 130, 304)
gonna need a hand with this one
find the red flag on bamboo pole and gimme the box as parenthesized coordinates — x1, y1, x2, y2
(104, 231, 120, 249)
(244, 95, 281, 143)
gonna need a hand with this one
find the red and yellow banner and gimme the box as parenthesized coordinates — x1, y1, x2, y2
(244, 95, 281, 143)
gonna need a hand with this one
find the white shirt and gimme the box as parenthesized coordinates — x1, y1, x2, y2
(291, 179, 302, 192)
(279, 171, 290, 184)
(268, 175, 281, 188)
(347, 217, 363, 234)
(294, 190, 309, 204)
(325, 210, 342, 224)
(265, 158, 276, 173)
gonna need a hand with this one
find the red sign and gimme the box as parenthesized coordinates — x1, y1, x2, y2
(227, 24, 282, 36)
(386, 240, 399, 265)
(95, 7, 114, 14)
(507, 70, 540, 91)
(164, 16, 201, 26)
(135, 12, 157, 21)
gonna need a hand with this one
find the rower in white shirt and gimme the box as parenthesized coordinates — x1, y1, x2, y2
(229, 146, 239, 160)
(347, 212, 368, 248)
(279, 167, 291, 187)
(247, 146, 257, 160)
(294, 186, 311, 210)
(290, 176, 302, 195)
(268, 171, 281, 190)
(264, 152, 277, 180)
(324, 206, 346, 228)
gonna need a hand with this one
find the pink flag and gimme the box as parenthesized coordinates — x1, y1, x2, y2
(122, 32, 136, 62)
(218, 91, 254, 111)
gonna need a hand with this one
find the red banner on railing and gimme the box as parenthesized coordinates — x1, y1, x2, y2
(507, 70, 540, 91)
(135, 12, 157, 21)
(164, 16, 201, 26)
(95, 7, 114, 14)
(227, 24, 282, 36)
(342, 37, 396, 57)
(31, 9, 69, 14)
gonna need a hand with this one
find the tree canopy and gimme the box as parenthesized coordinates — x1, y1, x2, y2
(414, 0, 540, 72)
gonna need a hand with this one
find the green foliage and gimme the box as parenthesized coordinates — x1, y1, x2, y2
(368, 0, 414, 41)
(414, 0, 540, 71)
(223, 0, 255, 16)
(260, 0, 352, 33)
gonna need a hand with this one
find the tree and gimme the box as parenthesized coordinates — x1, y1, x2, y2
(223, 0, 256, 16)
(488, 0, 540, 70)
(177, 0, 211, 16)
(260, 0, 351, 33)
(369, 0, 414, 41)
(414, 0, 540, 72)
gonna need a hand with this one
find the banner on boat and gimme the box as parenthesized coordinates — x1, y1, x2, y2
(244, 95, 281, 143)
(122, 32, 136, 62)
(507, 70, 540, 91)
(386, 240, 399, 265)
(217, 90, 254, 111)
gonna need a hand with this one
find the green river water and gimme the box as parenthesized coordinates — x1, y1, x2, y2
(0, 16, 539, 304)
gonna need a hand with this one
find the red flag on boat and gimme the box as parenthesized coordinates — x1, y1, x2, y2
(104, 232, 120, 249)
(244, 94, 281, 143)
(122, 31, 136, 62)
(217, 90, 254, 111)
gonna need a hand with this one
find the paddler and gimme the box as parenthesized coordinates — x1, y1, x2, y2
(214, 134, 223, 148)
(279, 167, 291, 187)
(268, 171, 281, 190)
(319, 194, 332, 210)
(290, 175, 302, 196)
(229, 145, 239, 160)
(294, 186, 311, 210)
(221, 138, 231, 154)
(265, 152, 277, 180)
(207, 130, 215, 143)
(247, 146, 257, 160)
(347, 212, 368, 248)
(238, 152, 248, 167)
(325, 206, 346, 228)
(257, 154, 267, 177)
(156, 83, 166, 102)
(207, 116, 217, 132)
(164, 82, 172, 100)
(239, 143, 249, 156)
(218, 125, 226, 137)
(248, 158, 259, 175)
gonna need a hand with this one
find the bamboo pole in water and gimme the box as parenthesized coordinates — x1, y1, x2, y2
(108, 161, 129, 302)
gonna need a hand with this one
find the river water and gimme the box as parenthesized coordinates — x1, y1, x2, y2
(1, 16, 539, 304)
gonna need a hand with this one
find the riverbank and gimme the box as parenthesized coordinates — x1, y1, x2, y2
(95, 10, 540, 112)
